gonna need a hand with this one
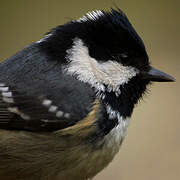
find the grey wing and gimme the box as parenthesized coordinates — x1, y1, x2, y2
(0, 44, 95, 132)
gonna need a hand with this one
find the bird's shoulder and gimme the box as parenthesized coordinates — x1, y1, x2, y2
(0, 43, 98, 132)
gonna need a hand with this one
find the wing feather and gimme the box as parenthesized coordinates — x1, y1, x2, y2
(0, 44, 95, 132)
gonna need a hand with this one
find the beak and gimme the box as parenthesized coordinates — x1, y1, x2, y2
(142, 66, 176, 82)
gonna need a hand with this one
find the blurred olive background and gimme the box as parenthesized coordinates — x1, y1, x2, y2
(0, 0, 179, 179)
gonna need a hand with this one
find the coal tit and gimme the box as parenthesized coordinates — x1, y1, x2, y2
(0, 8, 175, 180)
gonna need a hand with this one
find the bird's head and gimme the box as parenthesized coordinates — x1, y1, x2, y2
(39, 8, 175, 117)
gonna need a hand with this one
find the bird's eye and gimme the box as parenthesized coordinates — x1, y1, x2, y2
(120, 53, 128, 59)
(112, 53, 129, 63)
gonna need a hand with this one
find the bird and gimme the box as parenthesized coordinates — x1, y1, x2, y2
(0, 8, 175, 180)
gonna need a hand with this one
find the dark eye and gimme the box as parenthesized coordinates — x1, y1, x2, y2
(120, 53, 128, 59)
(112, 53, 130, 64)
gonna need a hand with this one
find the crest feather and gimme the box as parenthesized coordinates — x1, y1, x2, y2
(77, 10, 104, 22)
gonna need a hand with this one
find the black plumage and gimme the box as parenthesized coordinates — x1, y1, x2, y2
(0, 9, 150, 133)
(0, 8, 174, 180)
(39, 9, 149, 70)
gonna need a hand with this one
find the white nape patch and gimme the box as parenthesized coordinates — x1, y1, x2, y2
(48, 105, 58, 112)
(36, 33, 52, 44)
(66, 38, 139, 94)
(7, 107, 30, 120)
(42, 99, 52, 107)
(77, 10, 104, 22)
(104, 104, 130, 150)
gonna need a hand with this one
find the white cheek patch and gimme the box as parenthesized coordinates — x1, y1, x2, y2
(65, 38, 139, 93)
(98, 60, 138, 92)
